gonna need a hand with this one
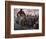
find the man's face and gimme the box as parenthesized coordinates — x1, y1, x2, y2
(20, 9, 22, 11)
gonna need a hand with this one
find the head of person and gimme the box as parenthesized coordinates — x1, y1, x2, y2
(20, 9, 22, 11)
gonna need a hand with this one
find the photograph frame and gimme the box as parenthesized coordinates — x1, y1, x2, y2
(5, 1, 45, 38)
